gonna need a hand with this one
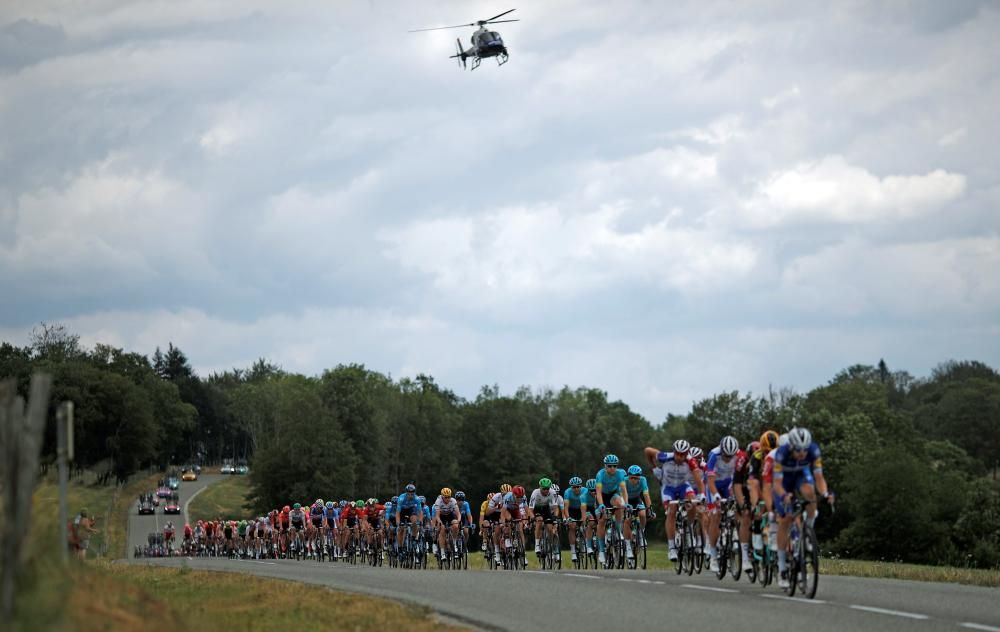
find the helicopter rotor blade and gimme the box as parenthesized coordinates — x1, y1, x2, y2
(484, 9, 516, 22)
(484, 19, 519, 24)
(408, 22, 474, 33)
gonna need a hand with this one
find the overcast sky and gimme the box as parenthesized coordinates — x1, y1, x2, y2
(1, 1, 998, 422)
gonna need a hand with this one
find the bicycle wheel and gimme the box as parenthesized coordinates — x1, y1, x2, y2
(636, 528, 647, 570)
(800, 525, 819, 598)
(674, 521, 685, 574)
(728, 523, 742, 581)
(786, 528, 799, 596)
(717, 521, 729, 579)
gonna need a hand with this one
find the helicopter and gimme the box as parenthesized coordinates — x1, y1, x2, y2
(409, 9, 519, 70)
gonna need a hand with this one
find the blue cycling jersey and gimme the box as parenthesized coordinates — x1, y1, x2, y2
(396, 492, 424, 512)
(563, 486, 589, 509)
(383, 503, 394, 519)
(324, 507, 339, 521)
(458, 500, 471, 518)
(773, 443, 823, 479)
(625, 475, 649, 498)
(595, 468, 626, 501)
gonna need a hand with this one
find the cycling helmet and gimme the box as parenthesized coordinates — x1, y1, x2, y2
(417, 496, 426, 504)
(720, 435, 739, 457)
(585, 479, 597, 491)
(550, 484, 560, 494)
(455, 491, 465, 500)
(657, 451, 669, 463)
(747, 440, 761, 454)
(391, 496, 398, 503)
(325, 501, 335, 509)
(690, 447, 703, 459)
(339, 500, 348, 507)
(627, 465, 642, 476)
(539, 478, 552, 489)
(405, 483, 416, 493)
(293, 503, 301, 510)
(603, 454, 620, 466)
(440, 487, 453, 498)
(367, 498, 377, 505)
(512, 485, 525, 497)
(672, 439, 690, 454)
(500, 483, 512, 493)
(355, 500, 365, 508)
(315, 498, 323, 506)
(787, 427, 812, 451)
(759, 430, 780, 452)
(569, 476, 583, 486)
(282, 506, 290, 513)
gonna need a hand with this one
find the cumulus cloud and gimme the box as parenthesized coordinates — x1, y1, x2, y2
(743, 155, 966, 227)
(380, 203, 757, 309)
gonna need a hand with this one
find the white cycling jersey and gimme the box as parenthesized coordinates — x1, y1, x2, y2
(529, 488, 560, 509)
(434, 496, 459, 516)
(653, 453, 701, 488)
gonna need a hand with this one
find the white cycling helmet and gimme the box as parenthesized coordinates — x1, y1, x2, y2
(672, 439, 690, 454)
(787, 427, 812, 451)
(720, 436, 739, 457)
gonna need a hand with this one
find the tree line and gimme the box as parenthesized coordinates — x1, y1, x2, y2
(2, 324, 998, 567)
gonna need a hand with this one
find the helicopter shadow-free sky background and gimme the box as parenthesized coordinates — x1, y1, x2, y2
(1, 0, 998, 421)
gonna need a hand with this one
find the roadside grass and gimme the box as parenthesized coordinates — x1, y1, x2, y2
(64, 563, 464, 631)
(187, 474, 252, 523)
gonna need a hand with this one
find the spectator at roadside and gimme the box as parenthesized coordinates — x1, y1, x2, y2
(74, 508, 99, 560)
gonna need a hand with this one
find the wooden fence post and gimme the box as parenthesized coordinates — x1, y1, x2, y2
(0, 373, 52, 618)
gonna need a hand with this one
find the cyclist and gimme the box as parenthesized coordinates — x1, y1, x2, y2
(495, 485, 527, 566)
(433, 488, 461, 559)
(486, 484, 511, 559)
(163, 522, 175, 553)
(182, 522, 193, 554)
(595, 454, 630, 565)
(562, 476, 592, 562)
(455, 491, 474, 546)
(645, 440, 705, 561)
(624, 464, 654, 537)
(733, 439, 761, 568)
(528, 478, 560, 557)
(705, 435, 745, 572)
(773, 427, 833, 589)
(478, 492, 494, 551)
(395, 484, 424, 557)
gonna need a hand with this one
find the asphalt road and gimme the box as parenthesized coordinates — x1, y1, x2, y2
(126, 473, 221, 556)
(126, 477, 999, 631)
(131, 553, 1000, 632)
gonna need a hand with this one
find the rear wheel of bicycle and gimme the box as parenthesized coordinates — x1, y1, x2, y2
(674, 526, 685, 575)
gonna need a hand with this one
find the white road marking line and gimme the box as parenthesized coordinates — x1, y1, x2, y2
(652, 581, 665, 585)
(524, 570, 550, 575)
(564, 573, 600, 580)
(849, 605, 929, 620)
(961, 624, 1000, 632)
(682, 584, 739, 593)
(761, 594, 826, 605)
(182, 482, 211, 524)
(634, 579, 653, 584)
(616, 578, 635, 582)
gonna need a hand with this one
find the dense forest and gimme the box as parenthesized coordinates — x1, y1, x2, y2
(2, 323, 998, 568)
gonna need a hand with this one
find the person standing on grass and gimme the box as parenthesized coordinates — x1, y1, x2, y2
(74, 508, 99, 560)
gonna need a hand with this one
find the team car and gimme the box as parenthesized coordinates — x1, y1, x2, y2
(182, 468, 198, 481)
(156, 484, 171, 498)
(138, 497, 155, 515)
(167, 476, 180, 490)
(163, 492, 181, 515)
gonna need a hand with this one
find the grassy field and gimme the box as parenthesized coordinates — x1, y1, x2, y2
(60, 563, 463, 632)
(187, 474, 252, 523)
